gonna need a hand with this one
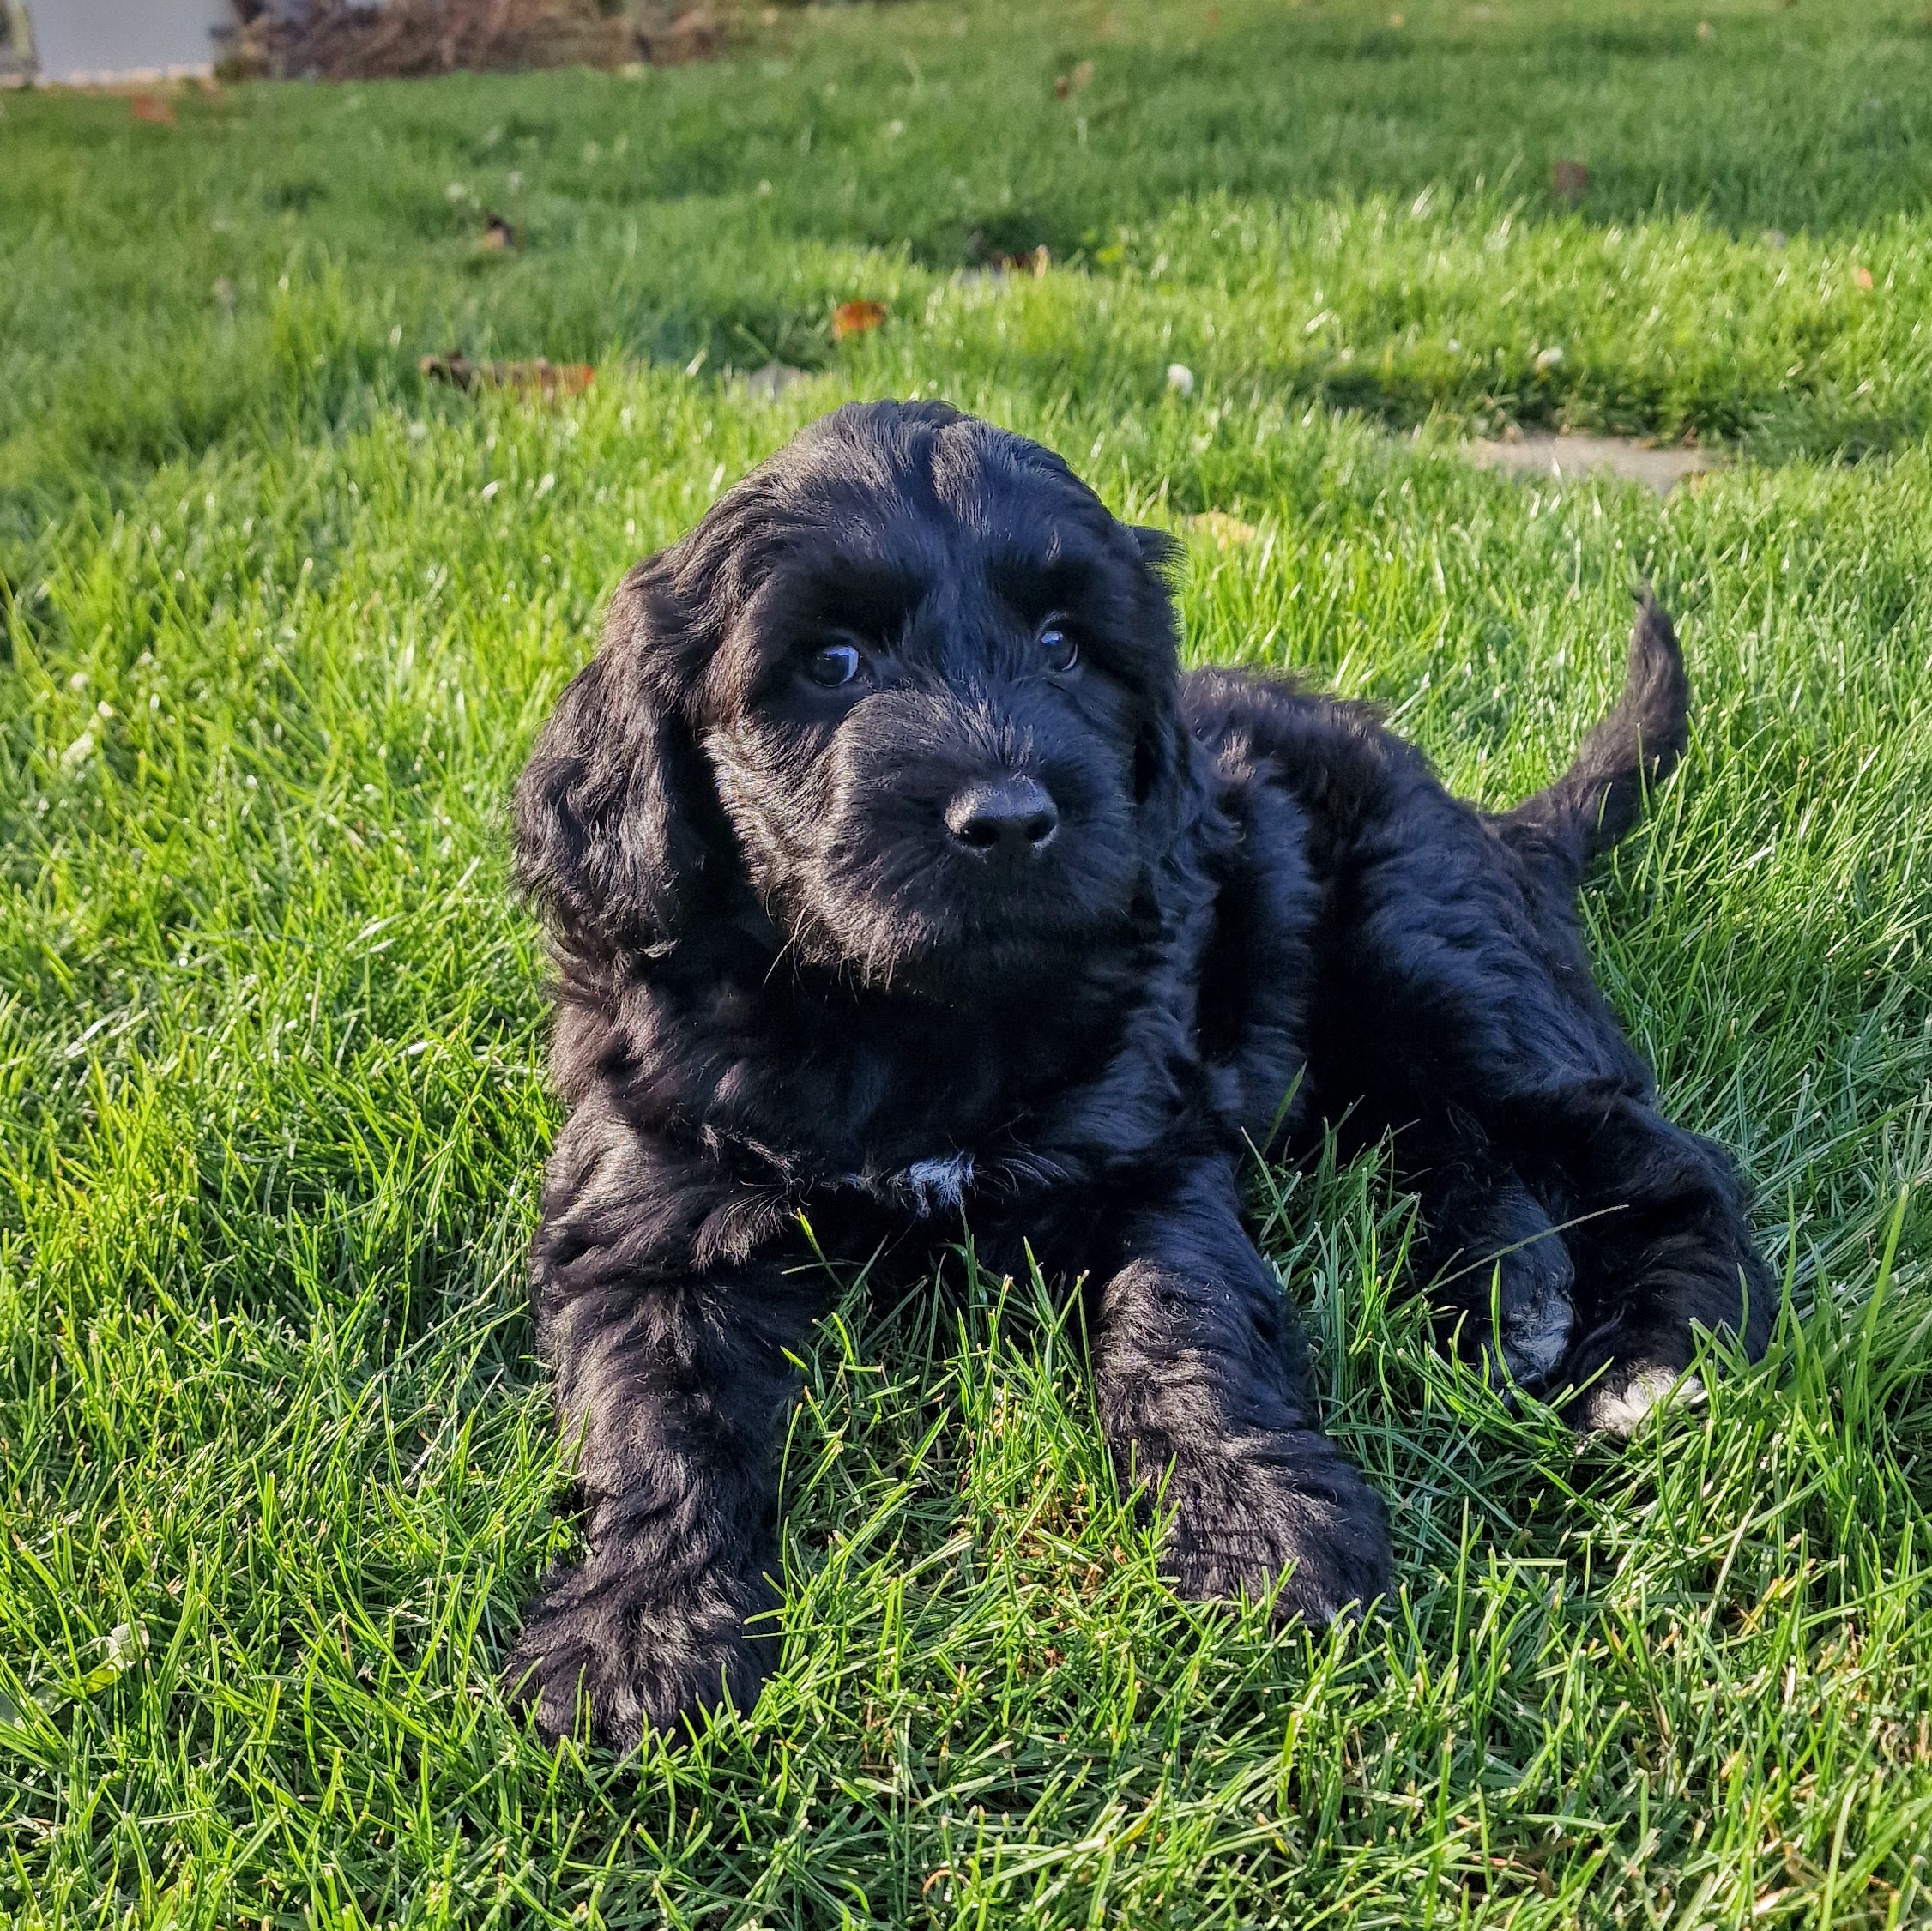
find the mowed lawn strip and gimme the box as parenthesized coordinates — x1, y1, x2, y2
(3, 3, 1931, 1926)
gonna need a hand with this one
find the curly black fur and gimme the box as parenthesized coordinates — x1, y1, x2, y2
(503, 401, 1771, 1747)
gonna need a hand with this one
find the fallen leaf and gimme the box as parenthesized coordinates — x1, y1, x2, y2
(70, 1620, 148, 1699)
(480, 211, 517, 250)
(129, 94, 175, 126)
(1551, 158, 1590, 205)
(1054, 58, 1095, 98)
(1851, 264, 1874, 290)
(832, 299, 889, 341)
(420, 353, 593, 400)
(1696, 19, 1714, 39)
(1388, 9, 1405, 25)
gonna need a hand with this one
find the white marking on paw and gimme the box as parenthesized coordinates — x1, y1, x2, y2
(1588, 1367, 1702, 1438)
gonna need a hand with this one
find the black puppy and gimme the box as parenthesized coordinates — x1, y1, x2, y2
(505, 400, 1770, 1748)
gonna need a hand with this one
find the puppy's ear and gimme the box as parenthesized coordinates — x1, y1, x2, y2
(1131, 524, 1184, 582)
(1123, 524, 1202, 828)
(513, 562, 719, 959)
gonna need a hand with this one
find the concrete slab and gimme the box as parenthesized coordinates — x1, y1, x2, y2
(1462, 433, 1713, 497)
(741, 362, 812, 401)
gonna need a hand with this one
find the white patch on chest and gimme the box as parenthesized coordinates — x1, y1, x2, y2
(901, 1152, 975, 1215)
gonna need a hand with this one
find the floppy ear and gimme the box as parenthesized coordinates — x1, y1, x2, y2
(513, 562, 721, 960)
(1132, 523, 1183, 582)
(1125, 523, 1204, 831)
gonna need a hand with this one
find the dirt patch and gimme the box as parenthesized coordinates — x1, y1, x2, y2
(420, 352, 595, 399)
(1463, 433, 1712, 497)
(1186, 510, 1260, 546)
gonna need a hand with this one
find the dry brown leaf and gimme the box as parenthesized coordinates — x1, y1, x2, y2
(1054, 58, 1095, 98)
(480, 212, 517, 250)
(1851, 264, 1875, 290)
(1696, 19, 1715, 39)
(831, 299, 889, 341)
(129, 94, 176, 127)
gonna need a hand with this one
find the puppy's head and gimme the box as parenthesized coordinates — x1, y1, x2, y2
(516, 400, 1192, 997)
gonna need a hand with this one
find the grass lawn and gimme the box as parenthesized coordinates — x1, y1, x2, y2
(6, 0, 1932, 1922)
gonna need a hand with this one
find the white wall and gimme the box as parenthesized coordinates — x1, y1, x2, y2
(24, 0, 234, 82)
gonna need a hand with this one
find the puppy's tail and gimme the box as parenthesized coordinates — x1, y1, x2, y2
(1497, 590, 1689, 883)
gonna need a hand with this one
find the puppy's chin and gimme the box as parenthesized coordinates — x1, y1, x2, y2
(778, 890, 1125, 1005)
(740, 818, 1144, 1004)
(888, 926, 1111, 1005)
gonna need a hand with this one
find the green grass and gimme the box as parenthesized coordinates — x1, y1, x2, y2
(4, 0, 1932, 1922)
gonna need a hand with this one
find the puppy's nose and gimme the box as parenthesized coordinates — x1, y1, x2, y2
(945, 775, 1060, 854)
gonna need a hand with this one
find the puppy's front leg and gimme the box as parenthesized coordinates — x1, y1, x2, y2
(504, 1132, 824, 1748)
(1089, 1159, 1392, 1624)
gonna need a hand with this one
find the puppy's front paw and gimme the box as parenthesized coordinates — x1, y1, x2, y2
(1565, 1356, 1702, 1438)
(1156, 1433, 1392, 1626)
(1436, 1222, 1577, 1396)
(502, 1558, 771, 1751)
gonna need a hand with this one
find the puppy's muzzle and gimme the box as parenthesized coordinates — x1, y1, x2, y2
(944, 775, 1060, 856)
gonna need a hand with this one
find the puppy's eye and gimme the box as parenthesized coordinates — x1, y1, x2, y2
(806, 641, 863, 687)
(1040, 622, 1078, 672)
